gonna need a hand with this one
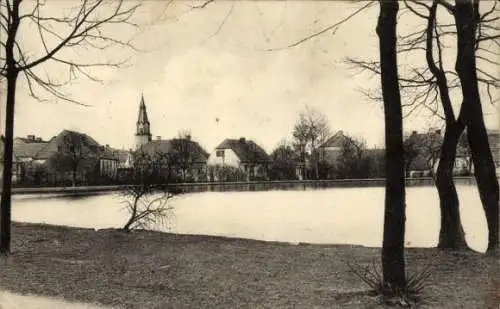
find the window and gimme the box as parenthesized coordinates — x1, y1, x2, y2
(216, 150, 224, 157)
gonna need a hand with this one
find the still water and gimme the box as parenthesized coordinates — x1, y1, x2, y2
(11, 185, 487, 252)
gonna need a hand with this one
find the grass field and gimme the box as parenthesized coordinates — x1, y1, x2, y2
(0, 222, 497, 309)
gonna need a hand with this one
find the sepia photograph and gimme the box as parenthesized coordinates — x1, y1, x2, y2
(0, 0, 498, 308)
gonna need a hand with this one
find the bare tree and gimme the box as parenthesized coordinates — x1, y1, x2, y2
(0, 0, 139, 253)
(292, 106, 331, 180)
(377, 0, 407, 293)
(336, 134, 370, 179)
(120, 153, 177, 232)
(131, 149, 177, 185)
(121, 186, 175, 232)
(170, 130, 195, 182)
(47, 133, 97, 187)
(269, 139, 300, 180)
(403, 136, 420, 177)
(453, 0, 498, 255)
(346, 0, 499, 251)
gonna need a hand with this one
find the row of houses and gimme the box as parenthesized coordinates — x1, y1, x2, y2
(0, 95, 498, 185)
(0, 131, 130, 185)
(0, 133, 273, 185)
(1, 127, 499, 185)
(403, 129, 500, 177)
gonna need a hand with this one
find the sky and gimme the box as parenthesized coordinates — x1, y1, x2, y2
(2, 0, 499, 153)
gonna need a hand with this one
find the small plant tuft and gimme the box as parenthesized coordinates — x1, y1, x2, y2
(346, 259, 434, 308)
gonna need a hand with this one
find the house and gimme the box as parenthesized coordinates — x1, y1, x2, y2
(116, 149, 134, 169)
(431, 128, 499, 177)
(0, 135, 49, 184)
(34, 130, 119, 184)
(315, 130, 353, 179)
(207, 137, 270, 181)
(137, 136, 210, 182)
(318, 130, 349, 164)
(99, 145, 119, 180)
(114, 149, 134, 182)
(432, 140, 472, 176)
(134, 95, 210, 182)
(404, 130, 443, 177)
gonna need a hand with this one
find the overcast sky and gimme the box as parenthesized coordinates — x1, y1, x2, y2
(3, 0, 499, 153)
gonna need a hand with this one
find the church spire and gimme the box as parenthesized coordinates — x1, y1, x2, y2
(137, 93, 149, 124)
(135, 93, 152, 149)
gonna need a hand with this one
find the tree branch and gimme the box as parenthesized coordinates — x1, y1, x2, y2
(263, 1, 374, 52)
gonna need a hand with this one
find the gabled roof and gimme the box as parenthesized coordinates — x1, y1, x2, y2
(215, 138, 270, 163)
(34, 130, 101, 160)
(114, 149, 133, 164)
(1, 137, 48, 162)
(139, 138, 209, 163)
(13, 138, 48, 158)
(320, 131, 347, 148)
(405, 131, 443, 149)
(99, 147, 119, 160)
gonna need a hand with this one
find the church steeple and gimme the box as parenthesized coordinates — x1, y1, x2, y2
(135, 93, 152, 149)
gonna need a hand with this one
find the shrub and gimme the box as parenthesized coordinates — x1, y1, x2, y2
(346, 259, 433, 308)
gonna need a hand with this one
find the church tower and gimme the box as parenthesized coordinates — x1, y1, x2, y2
(135, 94, 152, 149)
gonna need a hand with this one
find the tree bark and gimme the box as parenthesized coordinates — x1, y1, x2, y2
(0, 71, 18, 254)
(454, 0, 499, 254)
(436, 121, 468, 249)
(0, 0, 21, 254)
(377, 0, 406, 289)
(425, 1, 468, 250)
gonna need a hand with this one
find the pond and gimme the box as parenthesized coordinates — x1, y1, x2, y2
(11, 185, 488, 252)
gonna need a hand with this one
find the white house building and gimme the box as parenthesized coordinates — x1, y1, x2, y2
(207, 137, 270, 181)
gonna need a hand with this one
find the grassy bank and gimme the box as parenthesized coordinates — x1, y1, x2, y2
(0, 222, 498, 309)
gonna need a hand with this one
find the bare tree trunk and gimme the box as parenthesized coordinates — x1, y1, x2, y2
(123, 195, 141, 232)
(436, 121, 468, 249)
(377, 0, 406, 288)
(425, 2, 468, 250)
(0, 71, 18, 254)
(0, 1, 21, 254)
(454, 0, 499, 254)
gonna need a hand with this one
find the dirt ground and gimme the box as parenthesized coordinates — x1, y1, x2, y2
(0, 222, 497, 309)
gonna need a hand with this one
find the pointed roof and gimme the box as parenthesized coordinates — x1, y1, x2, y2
(13, 138, 48, 158)
(320, 130, 347, 148)
(137, 94, 150, 124)
(215, 138, 270, 163)
(34, 129, 101, 160)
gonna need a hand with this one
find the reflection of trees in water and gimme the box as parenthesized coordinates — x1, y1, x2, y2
(15, 192, 112, 202)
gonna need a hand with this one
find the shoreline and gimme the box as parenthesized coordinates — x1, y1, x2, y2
(8, 176, 480, 195)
